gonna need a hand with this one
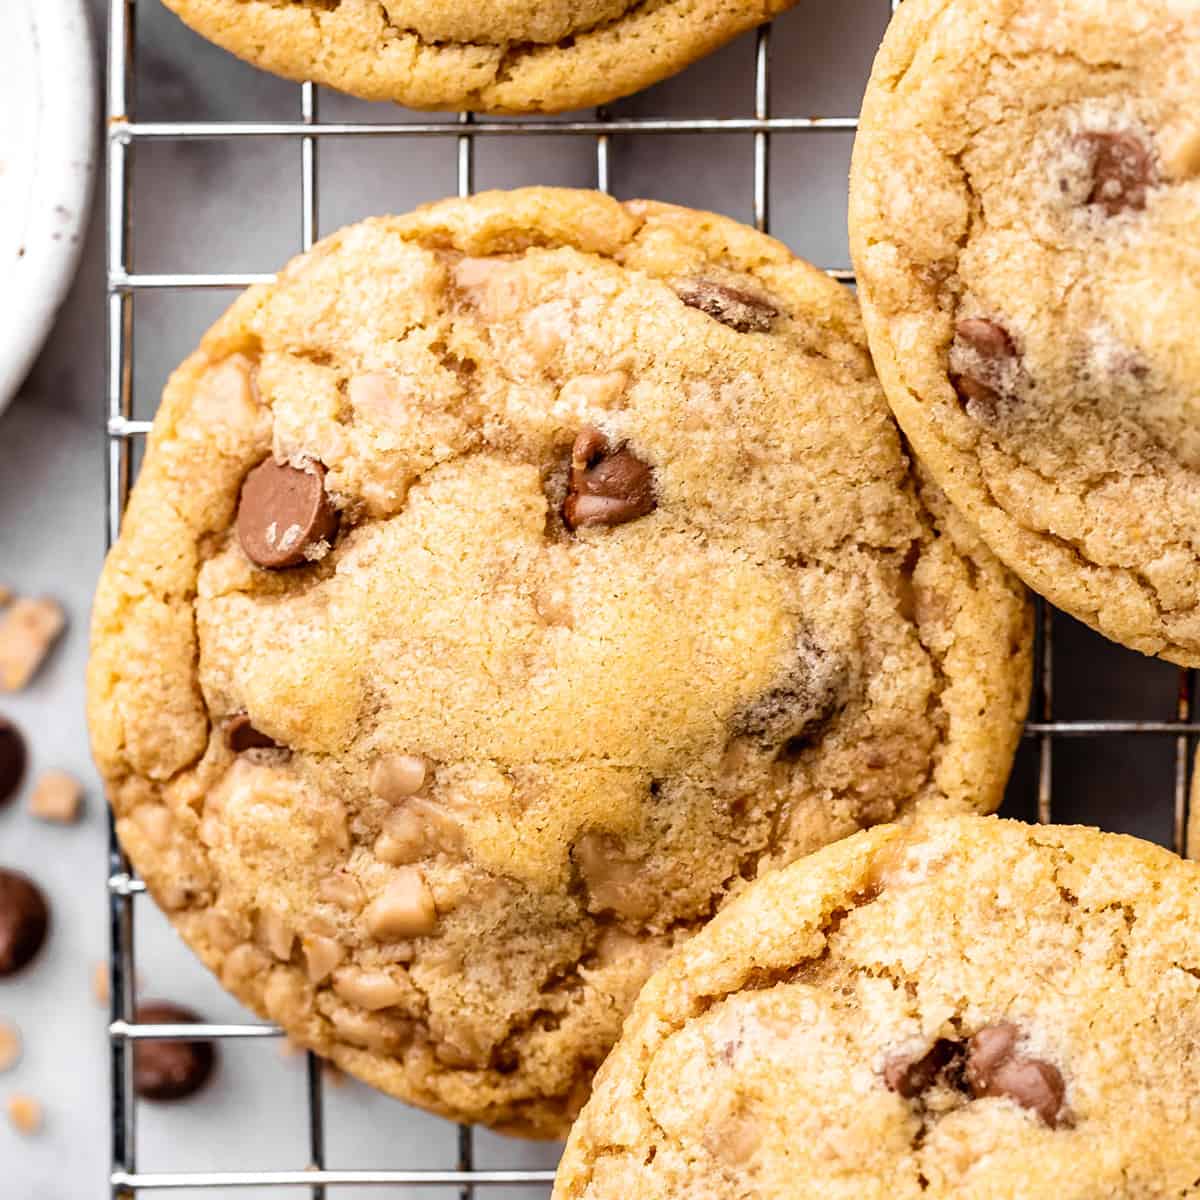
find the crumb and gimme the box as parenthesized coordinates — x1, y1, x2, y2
(29, 770, 83, 824)
(6, 1094, 42, 1135)
(92, 962, 110, 1007)
(0, 587, 10, 606)
(93, 963, 143, 1007)
(0, 597, 65, 691)
(0, 1023, 20, 1073)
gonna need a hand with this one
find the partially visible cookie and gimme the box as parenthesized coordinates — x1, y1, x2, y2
(849, 0, 1200, 664)
(88, 188, 1030, 1136)
(555, 816, 1200, 1198)
(160, 0, 796, 114)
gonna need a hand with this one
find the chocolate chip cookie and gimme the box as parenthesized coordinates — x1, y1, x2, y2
(88, 188, 1030, 1135)
(849, 0, 1200, 665)
(555, 816, 1200, 1197)
(159, 0, 795, 114)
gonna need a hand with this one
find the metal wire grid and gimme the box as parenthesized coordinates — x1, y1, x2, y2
(103, 0, 1195, 1194)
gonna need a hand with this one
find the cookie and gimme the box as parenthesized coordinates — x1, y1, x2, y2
(849, 0, 1200, 665)
(555, 815, 1200, 1198)
(159, 0, 795, 114)
(87, 188, 1031, 1135)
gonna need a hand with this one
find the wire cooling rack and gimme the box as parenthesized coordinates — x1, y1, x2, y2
(104, 0, 1195, 1194)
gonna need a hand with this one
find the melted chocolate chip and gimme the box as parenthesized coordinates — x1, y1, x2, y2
(884, 1039, 961, 1099)
(133, 1002, 217, 1101)
(885, 1022, 1069, 1129)
(966, 1022, 1067, 1128)
(950, 374, 1003, 416)
(980, 1056, 1067, 1127)
(733, 635, 846, 748)
(964, 1021, 1018, 1082)
(237, 459, 339, 570)
(950, 317, 1019, 418)
(1080, 131, 1156, 216)
(225, 714, 279, 753)
(0, 718, 26, 807)
(0, 869, 48, 976)
(563, 428, 656, 531)
(956, 319, 1016, 362)
(675, 279, 779, 333)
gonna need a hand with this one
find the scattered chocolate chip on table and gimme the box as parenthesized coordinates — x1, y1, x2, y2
(0, 718, 26, 806)
(132, 1002, 217, 1101)
(0, 869, 49, 976)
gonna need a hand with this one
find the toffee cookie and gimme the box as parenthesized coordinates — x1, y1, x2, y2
(88, 188, 1030, 1135)
(555, 816, 1200, 1198)
(849, 0, 1200, 665)
(159, 0, 797, 114)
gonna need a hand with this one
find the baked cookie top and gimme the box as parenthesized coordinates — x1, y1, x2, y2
(849, 0, 1200, 665)
(159, 0, 794, 114)
(555, 815, 1200, 1198)
(88, 188, 1030, 1135)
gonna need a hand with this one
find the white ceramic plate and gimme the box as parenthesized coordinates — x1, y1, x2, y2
(0, 0, 96, 413)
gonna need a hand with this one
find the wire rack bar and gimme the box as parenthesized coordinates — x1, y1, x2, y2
(110, 272, 276, 290)
(108, 269, 860, 293)
(107, 3, 137, 1196)
(753, 25, 771, 231)
(595, 107, 611, 193)
(109, 117, 858, 140)
(112, 1022, 283, 1040)
(111, 1170, 558, 1191)
(105, 0, 1192, 1193)
(298, 79, 328, 1200)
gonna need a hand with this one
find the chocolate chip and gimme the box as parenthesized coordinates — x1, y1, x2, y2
(563, 428, 656, 531)
(733, 635, 846, 748)
(236, 459, 339, 570)
(964, 1021, 1018, 1083)
(133, 1002, 217, 1102)
(956, 319, 1015, 362)
(675, 279, 779, 333)
(1080, 131, 1156, 215)
(950, 318, 1019, 418)
(966, 1022, 1067, 1127)
(884, 1039, 961, 1099)
(0, 718, 26, 806)
(950, 375, 1003, 414)
(0, 869, 48, 976)
(225, 714, 279, 753)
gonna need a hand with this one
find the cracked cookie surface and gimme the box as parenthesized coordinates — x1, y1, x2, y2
(159, 0, 795, 114)
(554, 816, 1200, 1198)
(87, 188, 1030, 1135)
(849, 0, 1200, 665)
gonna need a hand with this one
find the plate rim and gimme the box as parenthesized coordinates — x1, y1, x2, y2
(0, 0, 98, 415)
